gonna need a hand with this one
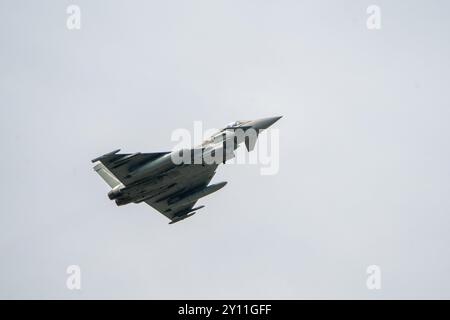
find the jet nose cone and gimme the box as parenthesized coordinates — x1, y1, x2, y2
(250, 116, 282, 130)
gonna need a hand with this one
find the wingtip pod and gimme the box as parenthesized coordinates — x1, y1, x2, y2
(91, 149, 121, 163)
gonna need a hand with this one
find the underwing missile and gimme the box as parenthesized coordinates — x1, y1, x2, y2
(168, 206, 205, 224)
(169, 182, 227, 208)
(130, 153, 176, 178)
(169, 212, 196, 224)
(111, 152, 141, 168)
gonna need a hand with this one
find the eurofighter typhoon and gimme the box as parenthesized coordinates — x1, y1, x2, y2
(92, 116, 282, 224)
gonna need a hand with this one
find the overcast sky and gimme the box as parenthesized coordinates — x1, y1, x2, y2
(1, 0, 450, 299)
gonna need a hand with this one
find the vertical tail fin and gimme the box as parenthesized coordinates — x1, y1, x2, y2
(93, 162, 123, 188)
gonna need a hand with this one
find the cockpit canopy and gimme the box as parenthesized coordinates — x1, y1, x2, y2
(226, 121, 242, 128)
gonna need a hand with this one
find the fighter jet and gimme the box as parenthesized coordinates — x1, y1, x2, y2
(92, 116, 282, 224)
